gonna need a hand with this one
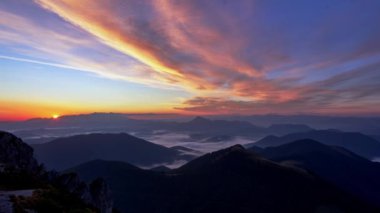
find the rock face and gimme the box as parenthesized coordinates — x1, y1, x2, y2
(56, 173, 113, 213)
(90, 178, 113, 213)
(0, 131, 39, 172)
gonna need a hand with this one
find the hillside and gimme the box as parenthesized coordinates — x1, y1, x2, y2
(33, 133, 194, 170)
(254, 130, 380, 159)
(68, 145, 378, 213)
(251, 139, 380, 206)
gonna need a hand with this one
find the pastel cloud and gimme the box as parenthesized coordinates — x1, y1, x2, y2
(0, 1, 182, 89)
(1, 0, 380, 115)
(177, 61, 380, 115)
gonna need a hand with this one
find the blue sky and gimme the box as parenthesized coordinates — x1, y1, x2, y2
(1, 0, 380, 120)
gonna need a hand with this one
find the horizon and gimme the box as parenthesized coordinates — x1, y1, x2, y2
(1, 1, 380, 120)
(3, 111, 380, 122)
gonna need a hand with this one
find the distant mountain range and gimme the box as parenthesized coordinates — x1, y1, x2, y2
(2, 113, 380, 139)
(253, 130, 380, 160)
(251, 139, 380, 207)
(67, 145, 378, 213)
(32, 133, 195, 171)
(220, 114, 380, 135)
(1, 114, 320, 146)
(159, 116, 314, 137)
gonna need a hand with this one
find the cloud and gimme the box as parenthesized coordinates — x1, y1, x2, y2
(2, 0, 380, 114)
(0, 4, 183, 89)
(177, 60, 380, 115)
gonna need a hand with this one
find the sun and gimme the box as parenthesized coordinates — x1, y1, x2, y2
(52, 114, 60, 119)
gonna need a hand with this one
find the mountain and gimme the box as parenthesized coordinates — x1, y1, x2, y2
(158, 116, 266, 135)
(32, 133, 193, 171)
(150, 165, 171, 172)
(266, 124, 313, 135)
(251, 139, 380, 206)
(0, 113, 141, 130)
(220, 114, 380, 135)
(0, 131, 39, 173)
(370, 135, 380, 143)
(3, 114, 316, 145)
(68, 145, 378, 213)
(153, 117, 315, 139)
(0, 131, 114, 213)
(254, 130, 380, 159)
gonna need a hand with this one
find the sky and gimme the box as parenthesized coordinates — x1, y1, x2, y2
(1, 0, 380, 120)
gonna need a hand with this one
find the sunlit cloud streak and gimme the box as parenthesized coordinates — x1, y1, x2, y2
(0, 6, 183, 89)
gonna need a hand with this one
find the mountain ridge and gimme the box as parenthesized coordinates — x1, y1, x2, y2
(32, 133, 194, 171)
(68, 144, 378, 213)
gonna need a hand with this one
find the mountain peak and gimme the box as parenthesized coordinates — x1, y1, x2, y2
(176, 144, 259, 173)
(189, 116, 211, 123)
(222, 144, 246, 152)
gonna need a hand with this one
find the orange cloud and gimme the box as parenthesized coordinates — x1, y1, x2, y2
(35, 0, 267, 95)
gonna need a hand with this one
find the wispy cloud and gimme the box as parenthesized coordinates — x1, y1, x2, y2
(0, 6, 182, 89)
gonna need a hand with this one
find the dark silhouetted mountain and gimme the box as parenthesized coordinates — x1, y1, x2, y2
(252, 139, 380, 207)
(68, 145, 378, 213)
(150, 165, 171, 172)
(0, 113, 140, 130)
(160, 116, 266, 135)
(33, 133, 193, 171)
(0, 131, 114, 213)
(370, 135, 380, 143)
(254, 130, 380, 159)
(188, 116, 211, 125)
(219, 114, 380, 135)
(2, 114, 319, 145)
(266, 124, 313, 135)
(153, 117, 315, 138)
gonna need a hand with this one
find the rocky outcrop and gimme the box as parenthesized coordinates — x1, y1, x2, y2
(90, 178, 113, 213)
(0, 131, 39, 173)
(56, 173, 113, 213)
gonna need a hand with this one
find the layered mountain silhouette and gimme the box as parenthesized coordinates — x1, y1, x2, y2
(231, 114, 380, 134)
(68, 145, 378, 213)
(254, 130, 380, 159)
(150, 116, 266, 137)
(266, 124, 313, 135)
(251, 139, 380, 206)
(0, 113, 143, 130)
(2, 114, 319, 145)
(33, 133, 194, 171)
(156, 116, 315, 137)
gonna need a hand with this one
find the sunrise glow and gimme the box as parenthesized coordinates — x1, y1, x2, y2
(0, 0, 380, 121)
